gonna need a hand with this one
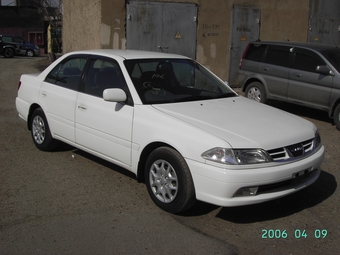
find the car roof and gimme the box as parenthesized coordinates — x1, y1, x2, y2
(250, 41, 339, 51)
(64, 49, 189, 60)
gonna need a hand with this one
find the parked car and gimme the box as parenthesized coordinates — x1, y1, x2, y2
(15, 50, 324, 213)
(238, 41, 340, 130)
(0, 35, 20, 58)
(0, 34, 40, 57)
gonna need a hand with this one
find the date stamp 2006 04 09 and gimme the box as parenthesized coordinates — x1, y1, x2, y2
(261, 229, 328, 239)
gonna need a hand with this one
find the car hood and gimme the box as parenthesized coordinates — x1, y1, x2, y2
(152, 96, 316, 149)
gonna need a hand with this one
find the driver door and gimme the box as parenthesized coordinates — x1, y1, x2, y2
(75, 57, 134, 167)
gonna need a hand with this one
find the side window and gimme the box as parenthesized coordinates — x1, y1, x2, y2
(13, 37, 24, 43)
(264, 45, 291, 67)
(45, 57, 87, 91)
(293, 48, 326, 73)
(83, 59, 128, 98)
(245, 43, 267, 62)
(2, 36, 13, 42)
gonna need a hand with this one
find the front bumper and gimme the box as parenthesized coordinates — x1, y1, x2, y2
(188, 145, 325, 207)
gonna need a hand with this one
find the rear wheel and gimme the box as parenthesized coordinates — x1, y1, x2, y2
(4, 48, 14, 58)
(145, 147, 196, 213)
(31, 108, 59, 151)
(245, 82, 267, 103)
(334, 104, 340, 130)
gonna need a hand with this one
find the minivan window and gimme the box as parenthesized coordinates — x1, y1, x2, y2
(244, 44, 267, 62)
(264, 45, 291, 67)
(293, 48, 325, 73)
(323, 49, 340, 72)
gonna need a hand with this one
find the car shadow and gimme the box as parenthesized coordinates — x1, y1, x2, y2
(178, 170, 337, 222)
(72, 147, 137, 179)
(53, 143, 137, 179)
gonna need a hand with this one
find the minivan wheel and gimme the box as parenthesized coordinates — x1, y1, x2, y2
(245, 82, 267, 103)
(26, 50, 34, 57)
(334, 104, 340, 130)
(145, 147, 196, 213)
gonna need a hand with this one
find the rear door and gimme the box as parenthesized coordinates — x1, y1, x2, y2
(75, 57, 134, 167)
(288, 48, 333, 110)
(260, 45, 291, 100)
(40, 56, 87, 143)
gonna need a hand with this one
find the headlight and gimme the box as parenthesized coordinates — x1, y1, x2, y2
(201, 147, 272, 165)
(314, 130, 321, 149)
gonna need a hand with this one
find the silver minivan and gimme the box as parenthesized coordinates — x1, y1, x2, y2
(238, 41, 340, 130)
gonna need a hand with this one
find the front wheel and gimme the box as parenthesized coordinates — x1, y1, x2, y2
(245, 82, 267, 103)
(145, 147, 196, 213)
(30, 108, 59, 151)
(334, 104, 340, 130)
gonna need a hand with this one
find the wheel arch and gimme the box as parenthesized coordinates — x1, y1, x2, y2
(27, 103, 43, 130)
(242, 77, 266, 93)
(136, 142, 178, 183)
(330, 98, 340, 118)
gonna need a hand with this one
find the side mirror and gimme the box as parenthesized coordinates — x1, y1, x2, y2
(103, 88, 127, 102)
(316, 65, 333, 76)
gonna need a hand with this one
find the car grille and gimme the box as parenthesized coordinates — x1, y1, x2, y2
(267, 138, 315, 162)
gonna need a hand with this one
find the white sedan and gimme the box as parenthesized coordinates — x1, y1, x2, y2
(16, 50, 325, 213)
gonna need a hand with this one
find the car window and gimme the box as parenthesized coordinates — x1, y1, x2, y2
(264, 45, 291, 67)
(83, 58, 128, 98)
(125, 58, 235, 104)
(245, 43, 267, 62)
(13, 37, 24, 43)
(293, 48, 325, 73)
(323, 49, 340, 72)
(45, 57, 87, 90)
(2, 36, 13, 42)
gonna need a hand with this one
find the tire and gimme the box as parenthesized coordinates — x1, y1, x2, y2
(145, 147, 196, 213)
(4, 48, 14, 58)
(334, 104, 340, 130)
(30, 108, 58, 151)
(245, 82, 267, 103)
(26, 50, 34, 57)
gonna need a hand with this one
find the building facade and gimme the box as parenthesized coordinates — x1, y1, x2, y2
(62, 0, 339, 85)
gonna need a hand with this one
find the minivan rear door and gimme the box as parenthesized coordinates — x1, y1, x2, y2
(288, 47, 332, 111)
(261, 45, 291, 100)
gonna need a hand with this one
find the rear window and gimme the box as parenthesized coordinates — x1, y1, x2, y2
(244, 43, 266, 62)
(1, 36, 13, 42)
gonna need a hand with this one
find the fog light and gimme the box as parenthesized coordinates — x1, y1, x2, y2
(234, 187, 259, 197)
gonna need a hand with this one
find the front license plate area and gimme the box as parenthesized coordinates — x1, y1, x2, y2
(292, 167, 313, 179)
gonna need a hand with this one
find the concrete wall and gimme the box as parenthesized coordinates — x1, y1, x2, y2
(62, 0, 310, 81)
(62, 0, 101, 51)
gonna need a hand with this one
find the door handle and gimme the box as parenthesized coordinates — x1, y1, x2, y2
(78, 105, 87, 110)
(293, 72, 302, 77)
(262, 66, 269, 71)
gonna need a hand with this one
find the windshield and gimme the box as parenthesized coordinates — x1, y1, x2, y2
(124, 58, 236, 104)
(322, 49, 340, 72)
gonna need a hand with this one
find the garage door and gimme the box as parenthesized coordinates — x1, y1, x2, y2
(126, 1, 197, 58)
